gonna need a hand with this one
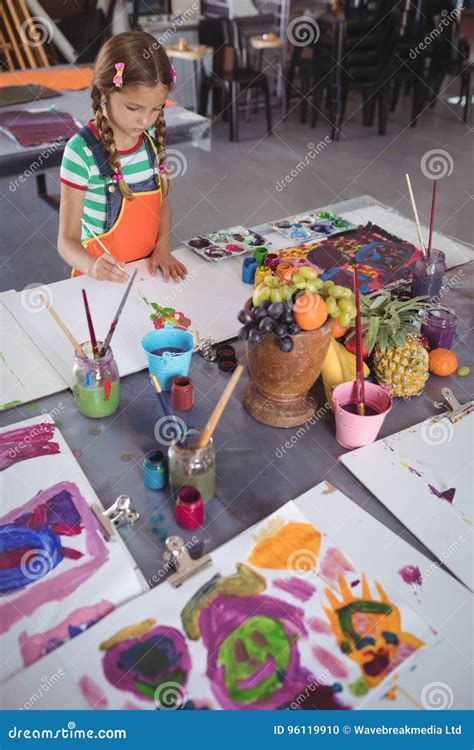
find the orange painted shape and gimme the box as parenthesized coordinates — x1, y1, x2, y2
(248, 522, 321, 570)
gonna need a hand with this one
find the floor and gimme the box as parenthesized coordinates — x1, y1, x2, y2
(0, 74, 472, 293)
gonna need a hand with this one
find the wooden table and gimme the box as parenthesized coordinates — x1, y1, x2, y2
(164, 44, 213, 113)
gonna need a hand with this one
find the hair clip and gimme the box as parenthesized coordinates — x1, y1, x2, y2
(159, 164, 166, 174)
(113, 62, 125, 88)
(170, 65, 177, 90)
(111, 171, 123, 182)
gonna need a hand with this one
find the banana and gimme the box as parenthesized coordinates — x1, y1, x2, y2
(320, 339, 369, 409)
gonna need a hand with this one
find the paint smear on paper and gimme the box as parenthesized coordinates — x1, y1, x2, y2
(0, 422, 59, 471)
(428, 485, 456, 503)
(19, 600, 114, 667)
(273, 577, 316, 602)
(312, 645, 349, 679)
(320, 547, 354, 582)
(248, 522, 321, 570)
(349, 677, 369, 697)
(0, 482, 109, 634)
(398, 565, 422, 587)
(307, 617, 332, 635)
(79, 675, 109, 709)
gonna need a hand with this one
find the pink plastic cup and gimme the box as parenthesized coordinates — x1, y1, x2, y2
(332, 381, 392, 449)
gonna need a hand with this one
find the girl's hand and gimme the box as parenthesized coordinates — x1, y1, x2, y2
(148, 249, 187, 283)
(89, 253, 128, 283)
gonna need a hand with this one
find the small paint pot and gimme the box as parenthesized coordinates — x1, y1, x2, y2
(276, 262, 296, 282)
(263, 253, 280, 271)
(171, 376, 194, 411)
(218, 356, 237, 373)
(215, 344, 235, 359)
(175, 486, 204, 530)
(143, 449, 168, 490)
(332, 381, 392, 449)
(242, 257, 258, 284)
(253, 246, 268, 266)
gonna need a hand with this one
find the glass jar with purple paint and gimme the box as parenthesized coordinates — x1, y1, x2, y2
(410, 249, 446, 299)
(421, 305, 457, 350)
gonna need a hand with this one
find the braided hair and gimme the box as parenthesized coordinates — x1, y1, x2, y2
(91, 31, 174, 200)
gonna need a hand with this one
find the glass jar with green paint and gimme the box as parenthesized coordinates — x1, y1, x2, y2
(72, 342, 120, 418)
(168, 429, 216, 503)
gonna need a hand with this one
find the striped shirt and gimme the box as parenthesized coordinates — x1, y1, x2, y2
(60, 121, 157, 241)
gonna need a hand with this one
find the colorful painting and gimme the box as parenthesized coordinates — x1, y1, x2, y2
(0, 490, 442, 711)
(0, 415, 145, 683)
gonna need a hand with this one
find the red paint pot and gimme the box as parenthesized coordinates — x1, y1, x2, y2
(215, 344, 236, 359)
(176, 486, 204, 530)
(171, 376, 194, 411)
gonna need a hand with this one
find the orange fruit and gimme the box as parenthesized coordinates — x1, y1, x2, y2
(428, 348, 458, 376)
(294, 293, 328, 331)
(332, 319, 349, 339)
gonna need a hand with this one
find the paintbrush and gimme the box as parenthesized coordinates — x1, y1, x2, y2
(81, 219, 128, 274)
(405, 174, 426, 256)
(197, 365, 244, 448)
(353, 266, 365, 416)
(40, 294, 86, 358)
(100, 269, 138, 356)
(81, 289, 99, 359)
(427, 180, 437, 258)
(150, 373, 174, 418)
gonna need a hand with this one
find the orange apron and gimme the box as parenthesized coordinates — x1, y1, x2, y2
(72, 127, 161, 277)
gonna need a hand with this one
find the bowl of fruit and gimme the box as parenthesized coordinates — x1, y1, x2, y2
(238, 268, 357, 427)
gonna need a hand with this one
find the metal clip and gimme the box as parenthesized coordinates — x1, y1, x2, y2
(92, 495, 139, 540)
(163, 535, 211, 587)
(433, 387, 474, 423)
(198, 336, 216, 362)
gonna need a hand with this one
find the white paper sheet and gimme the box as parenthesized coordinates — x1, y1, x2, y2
(1, 482, 470, 711)
(0, 415, 147, 684)
(340, 412, 474, 591)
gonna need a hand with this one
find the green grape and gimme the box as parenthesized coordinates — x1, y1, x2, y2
(328, 286, 342, 298)
(336, 287, 353, 299)
(271, 288, 283, 303)
(299, 267, 318, 280)
(338, 298, 353, 312)
(339, 311, 352, 327)
(263, 275, 275, 286)
(344, 303, 357, 318)
(324, 280, 335, 288)
(294, 281, 307, 290)
(314, 278, 324, 289)
(326, 296, 338, 316)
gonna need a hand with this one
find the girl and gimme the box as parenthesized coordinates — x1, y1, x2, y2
(58, 31, 187, 283)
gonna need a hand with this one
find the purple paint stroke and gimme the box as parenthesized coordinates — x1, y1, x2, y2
(398, 565, 423, 587)
(0, 422, 60, 471)
(307, 617, 332, 635)
(273, 577, 316, 602)
(0, 482, 109, 634)
(312, 645, 349, 679)
(428, 485, 456, 503)
(78, 675, 108, 709)
(19, 600, 114, 667)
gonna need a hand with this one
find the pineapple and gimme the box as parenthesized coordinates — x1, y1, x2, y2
(360, 292, 430, 399)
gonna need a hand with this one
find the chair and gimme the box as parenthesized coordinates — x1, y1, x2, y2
(197, 17, 273, 142)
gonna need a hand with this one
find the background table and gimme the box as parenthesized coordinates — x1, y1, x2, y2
(0, 196, 472, 589)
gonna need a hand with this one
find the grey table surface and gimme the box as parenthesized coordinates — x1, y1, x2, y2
(1, 197, 472, 589)
(0, 86, 211, 179)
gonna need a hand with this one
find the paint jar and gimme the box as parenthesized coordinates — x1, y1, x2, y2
(253, 246, 268, 266)
(242, 257, 258, 284)
(332, 381, 392, 449)
(171, 376, 194, 411)
(263, 253, 280, 272)
(141, 324, 194, 390)
(276, 263, 296, 282)
(420, 305, 457, 350)
(168, 429, 216, 503)
(410, 250, 446, 299)
(143, 449, 168, 490)
(72, 342, 120, 418)
(175, 486, 204, 530)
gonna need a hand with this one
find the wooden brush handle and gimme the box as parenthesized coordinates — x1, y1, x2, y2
(197, 365, 244, 448)
(41, 295, 86, 358)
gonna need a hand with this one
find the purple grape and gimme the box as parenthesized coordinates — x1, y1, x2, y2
(259, 316, 274, 333)
(254, 306, 268, 322)
(238, 309, 253, 325)
(248, 328, 263, 345)
(238, 325, 251, 340)
(280, 311, 294, 324)
(274, 323, 289, 338)
(268, 302, 284, 320)
(288, 322, 301, 335)
(260, 300, 271, 309)
(279, 336, 294, 353)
